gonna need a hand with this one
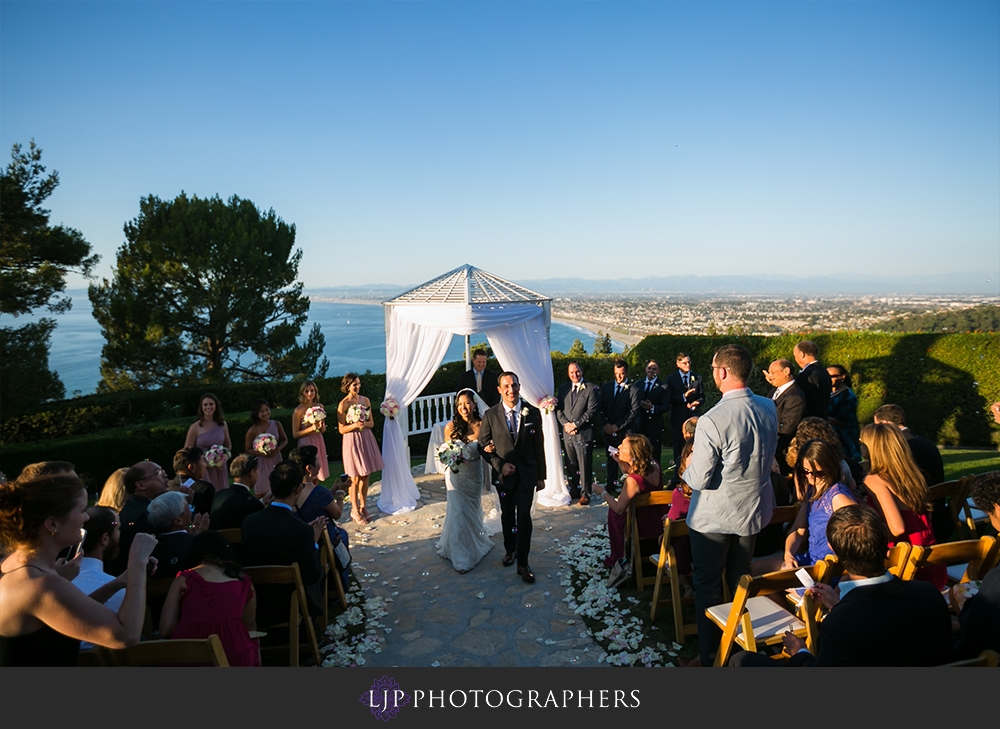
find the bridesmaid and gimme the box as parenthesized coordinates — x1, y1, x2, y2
(338, 373, 384, 525)
(184, 393, 232, 493)
(244, 399, 288, 497)
(292, 380, 330, 482)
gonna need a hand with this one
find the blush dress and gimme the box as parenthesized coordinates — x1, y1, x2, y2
(253, 420, 283, 497)
(170, 570, 260, 667)
(195, 423, 229, 492)
(342, 426, 385, 478)
(297, 407, 330, 482)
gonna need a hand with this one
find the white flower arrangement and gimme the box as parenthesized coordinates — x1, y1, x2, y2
(436, 439, 475, 473)
(204, 444, 230, 469)
(252, 433, 277, 456)
(538, 395, 558, 415)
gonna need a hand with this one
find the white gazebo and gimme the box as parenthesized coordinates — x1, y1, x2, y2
(377, 264, 570, 514)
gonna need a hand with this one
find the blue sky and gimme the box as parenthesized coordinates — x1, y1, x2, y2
(2, 1, 998, 290)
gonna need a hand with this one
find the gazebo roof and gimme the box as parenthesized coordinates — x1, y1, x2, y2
(385, 264, 551, 306)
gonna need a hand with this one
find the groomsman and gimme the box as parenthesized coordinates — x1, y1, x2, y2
(457, 349, 500, 408)
(636, 360, 669, 464)
(600, 359, 641, 490)
(556, 361, 600, 505)
(666, 352, 704, 465)
(764, 359, 806, 475)
(793, 340, 832, 419)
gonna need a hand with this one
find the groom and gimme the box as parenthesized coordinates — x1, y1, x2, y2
(479, 371, 547, 583)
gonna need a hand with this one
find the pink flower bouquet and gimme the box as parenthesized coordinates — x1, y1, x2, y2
(380, 398, 400, 419)
(205, 444, 230, 469)
(303, 404, 327, 427)
(539, 395, 558, 415)
(253, 432, 277, 456)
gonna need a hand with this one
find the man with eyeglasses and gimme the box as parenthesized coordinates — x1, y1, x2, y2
(679, 344, 778, 667)
(107, 460, 170, 575)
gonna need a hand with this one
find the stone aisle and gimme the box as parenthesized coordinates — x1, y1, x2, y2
(339, 469, 610, 667)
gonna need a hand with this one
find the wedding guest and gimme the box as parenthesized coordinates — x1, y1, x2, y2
(292, 380, 329, 482)
(338, 373, 384, 525)
(753, 439, 855, 574)
(96, 468, 129, 512)
(952, 471, 1000, 659)
(169, 447, 215, 515)
(786, 417, 859, 500)
(160, 530, 260, 667)
(289, 445, 350, 588)
(70, 506, 125, 650)
(860, 423, 946, 588)
(210, 454, 264, 531)
(147, 492, 209, 579)
(184, 393, 232, 494)
(826, 365, 861, 461)
(991, 401, 1000, 424)
(245, 399, 288, 496)
(666, 430, 696, 596)
(107, 460, 171, 576)
(0, 471, 156, 666)
(594, 434, 667, 568)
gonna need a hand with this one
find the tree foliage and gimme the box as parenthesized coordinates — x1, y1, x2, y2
(1, 140, 99, 316)
(0, 320, 65, 416)
(567, 338, 588, 357)
(89, 192, 329, 390)
(877, 305, 1000, 333)
(593, 331, 613, 355)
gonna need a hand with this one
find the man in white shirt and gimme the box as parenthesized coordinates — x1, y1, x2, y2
(72, 506, 126, 650)
(764, 358, 806, 473)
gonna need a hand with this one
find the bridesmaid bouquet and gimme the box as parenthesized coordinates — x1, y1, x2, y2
(253, 433, 278, 456)
(538, 395, 558, 415)
(380, 398, 400, 420)
(205, 444, 230, 469)
(303, 404, 327, 426)
(437, 439, 473, 473)
(346, 403, 369, 424)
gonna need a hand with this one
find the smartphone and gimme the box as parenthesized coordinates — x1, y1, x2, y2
(607, 446, 619, 456)
(65, 528, 87, 561)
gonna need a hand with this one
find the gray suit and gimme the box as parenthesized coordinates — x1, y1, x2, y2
(682, 387, 778, 665)
(556, 380, 599, 497)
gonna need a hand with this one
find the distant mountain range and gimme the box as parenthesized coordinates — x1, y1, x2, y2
(308, 271, 1000, 298)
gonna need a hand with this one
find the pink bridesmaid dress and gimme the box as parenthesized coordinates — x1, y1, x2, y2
(254, 420, 283, 496)
(196, 423, 229, 492)
(298, 427, 330, 482)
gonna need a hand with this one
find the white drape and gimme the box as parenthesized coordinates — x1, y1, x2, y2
(379, 302, 569, 514)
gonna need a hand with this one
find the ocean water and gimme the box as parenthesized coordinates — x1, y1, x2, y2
(13, 293, 623, 397)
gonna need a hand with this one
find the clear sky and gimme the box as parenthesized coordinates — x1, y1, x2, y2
(2, 1, 998, 290)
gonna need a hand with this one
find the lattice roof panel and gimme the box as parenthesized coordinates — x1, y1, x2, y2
(386, 264, 550, 305)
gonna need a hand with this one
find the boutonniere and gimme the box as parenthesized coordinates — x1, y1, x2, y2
(621, 384, 629, 391)
(521, 407, 529, 418)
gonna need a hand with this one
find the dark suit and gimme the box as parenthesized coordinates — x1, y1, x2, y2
(457, 367, 499, 408)
(635, 377, 669, 463)
(900, 428, 947, 539)
(599, 380, 641, 488)
(770, 383, 806, 472)
(665, 370, 704, 463)
(794, 362, 831, 419)
(242, 503, 325, 622)
(168, 476, 215, 515)
(479, 400, 547, 567)
(151, 531, 195, 579)
(954, 565, 1000, 660)
(210, 483, 264, 530)
(108, 494, 153, 576)
(556, 380, 599, 497)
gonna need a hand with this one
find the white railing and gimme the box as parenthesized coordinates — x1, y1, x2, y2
(401, 391, 457, 462)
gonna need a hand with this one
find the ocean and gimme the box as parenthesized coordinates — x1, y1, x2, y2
(12, 292, 624, 397)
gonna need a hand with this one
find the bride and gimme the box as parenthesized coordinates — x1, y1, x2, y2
(436, 389, 496, 574)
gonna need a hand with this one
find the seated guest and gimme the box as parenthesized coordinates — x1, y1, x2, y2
(732, 504, 952, 667)
(860, 423, 946, 588)
(210, 453, 264, 530)
(753, 439, 856, 574)
(160, 530, 260, 667)
(147, 491, 208, 579)
(107, 460, 171, 576)
(0, 471, 156, 666)
(666, 428, 696, 596)
(593, 434, 667, 568)
(96, 468, 129, 512)
(786, 417, 859, 500)
(952, 472, 1000, 660)
(71, 506, 126, 649)
(289, 446, 351, 589)
(826, 365, 862, 461)
(242, 462, 327, 624)
(169, 447, 215, 515)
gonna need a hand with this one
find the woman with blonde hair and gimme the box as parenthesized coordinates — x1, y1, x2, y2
(96, 468, 129, 512)
(860, 422, 945, 588)
(594, 434, 667, 568)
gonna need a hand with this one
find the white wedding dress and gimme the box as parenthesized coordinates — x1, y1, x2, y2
(436, 439, 498, 572)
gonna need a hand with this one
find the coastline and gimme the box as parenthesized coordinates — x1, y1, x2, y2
(549, 314, 647, 347)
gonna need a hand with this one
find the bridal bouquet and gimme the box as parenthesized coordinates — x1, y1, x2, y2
(538, 395, 558, 415)
(437, 439, 474, 473)
(253, 433, 277, 456)
(303, 404, 327, 426)
(380, 398, 400, 420)
(346, 403, 369, 424)
(204, 444, 230, 469)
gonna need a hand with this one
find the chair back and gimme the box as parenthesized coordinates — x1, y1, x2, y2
(943, 649, 1000, 668)
(320, 529, 349, 623)
(217, 528, 242, 545)
(927, 476, 977, 541)
(768, 504, 800, 527)
(901, 536, 999, 583)
(649, 517, 697, 642)
(243, 564, 321, 667)
(99, 635, 230, 667)
(627, 489, 672, 592)
(885, 543, 912, 578)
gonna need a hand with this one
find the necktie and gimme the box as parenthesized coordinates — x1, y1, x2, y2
(507, 408, 516, 435)
(645, 380, 652, 395)
(683, 373, 689, 388)
(476, 371, 482, 391)
(615, 385, 621, 398)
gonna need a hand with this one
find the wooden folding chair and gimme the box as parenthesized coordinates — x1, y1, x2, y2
(885, 543, 911, 578)
(320, 529, 349, 626)
(943, 649, 1000, 668)
(217, 528, 242, 546)
(902, 536, 999, 584)
(243, 564, 322, 667)
(648, 517, 697, 642)
(141, 576, 176, 640)
(960, 472, 996, 539)
(98, 635, 230, 667)
(627, 490, 672, 593)
(706, 559, 836, 667)
(926, 476, 977, 542)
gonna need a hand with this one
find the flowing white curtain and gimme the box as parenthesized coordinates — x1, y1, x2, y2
(379, 302, 569, 514)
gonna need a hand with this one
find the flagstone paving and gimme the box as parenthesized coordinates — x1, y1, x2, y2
(339, 469, 611, 667)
